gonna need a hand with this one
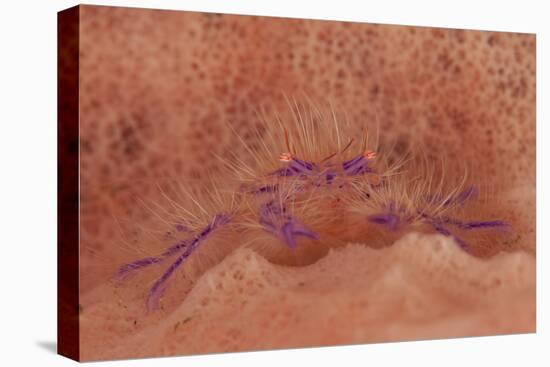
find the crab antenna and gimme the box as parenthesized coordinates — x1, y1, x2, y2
(319, 151, 337, 163)
(341, 137, 355, 154)
(321, 137, 355, 163)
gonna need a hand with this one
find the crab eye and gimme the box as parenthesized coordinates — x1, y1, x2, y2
(279, 152, 293, 162)
(363, 150, 377, 159)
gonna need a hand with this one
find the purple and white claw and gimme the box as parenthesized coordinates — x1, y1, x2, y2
(258, 201, 318, 249)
